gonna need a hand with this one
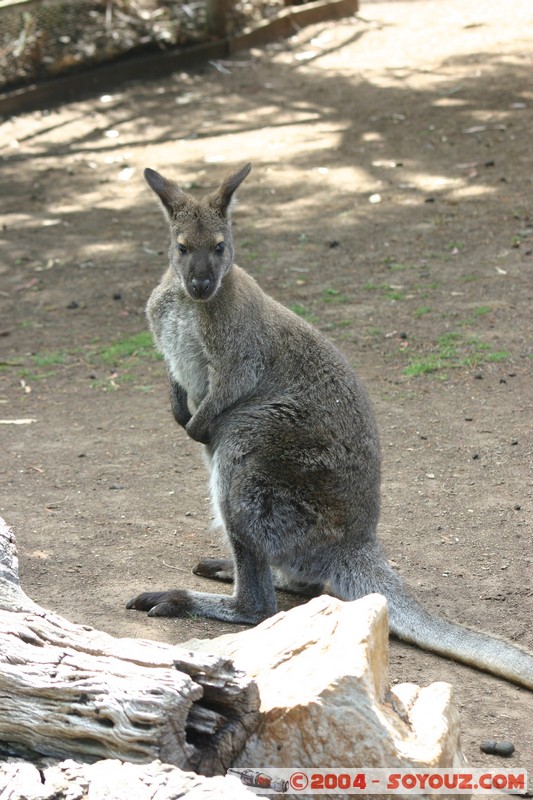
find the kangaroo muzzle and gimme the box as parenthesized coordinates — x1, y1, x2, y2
(189, 275, 214, 300)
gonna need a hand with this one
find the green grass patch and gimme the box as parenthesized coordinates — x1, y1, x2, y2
(363, 283, 405, 301)
(289, 303, 319, 323)
(17, 369, 58, 382)
(387, 262, 417, 271)
(321, 288, 350, 304)
(473, 305, 492, 317)
(402, 330, 510, 377)
(98, 331, 161, 365)
(467, 337, 491, 351)
(7, 331, 163, 389)
(326, 319, 353, 331)
(485, 350, 510, 362)
(32, 351, 67, 367)
(413, 280, 440, 298)
(459, 305, 494, 327)
(403, 356, 443, 377)
(438, 332, 462, 344)
(385, 289, 405, 301)
(414, 306, 432, 318)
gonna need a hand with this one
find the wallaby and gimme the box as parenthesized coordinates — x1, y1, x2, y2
(128, 162, 533, 691)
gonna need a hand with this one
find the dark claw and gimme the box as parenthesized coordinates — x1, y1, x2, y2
(126, 589, 193, 617)
(193, 557, 234, 581)
(126, 591, 166, 611)
(147, 601, 186, 617)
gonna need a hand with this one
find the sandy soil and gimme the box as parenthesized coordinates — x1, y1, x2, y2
(1, 0, 532, 788)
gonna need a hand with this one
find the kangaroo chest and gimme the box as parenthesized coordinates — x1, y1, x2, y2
(149, 291, 210, 412)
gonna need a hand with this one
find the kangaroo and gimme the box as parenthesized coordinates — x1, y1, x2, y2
(128, 162, 533, 691)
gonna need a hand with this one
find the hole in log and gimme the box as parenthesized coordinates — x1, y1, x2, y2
(185, 701, 228, 747)
(96, 716, 115, 728)
(71, 736, 107, 751)
(19, 632, 44, 647)
(132, 721, 153, 731)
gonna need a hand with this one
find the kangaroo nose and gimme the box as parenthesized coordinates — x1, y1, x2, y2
(190, 277, 211, 298)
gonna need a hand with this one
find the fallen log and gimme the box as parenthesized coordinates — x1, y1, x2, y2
(1, 515, 468, 800)
(0, 758, 256, 799)
(0, 517, 259, 776)
(182, 594, 467, 771)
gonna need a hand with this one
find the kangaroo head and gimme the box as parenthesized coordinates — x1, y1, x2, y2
(144, 162, 251, 301)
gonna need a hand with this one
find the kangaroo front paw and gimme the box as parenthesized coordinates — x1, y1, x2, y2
(193, 558, 234, 582)
(185, 416, 211, 445)
(126, 589, 193, 617)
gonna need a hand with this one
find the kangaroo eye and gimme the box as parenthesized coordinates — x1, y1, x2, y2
(214, 242, 225, 254)
(177, 243, 188, 255)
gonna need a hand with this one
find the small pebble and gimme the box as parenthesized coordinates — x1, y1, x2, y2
(480, 739, 515, 757)
(113, 292, 122, 300)
(109, 484, 124, 491)
(67, 300, 79, 309)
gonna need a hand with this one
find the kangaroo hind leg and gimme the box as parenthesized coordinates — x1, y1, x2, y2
(127, 538, 276, 624)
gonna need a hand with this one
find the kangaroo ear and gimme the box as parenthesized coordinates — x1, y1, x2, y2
(208, 162, 252, 217)
(144, 168, 187, 218)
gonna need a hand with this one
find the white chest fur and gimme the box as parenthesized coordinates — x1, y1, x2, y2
(147, 284, 210, 412)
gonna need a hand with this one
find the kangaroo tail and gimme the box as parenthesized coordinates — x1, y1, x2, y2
(332, 544, 533, 690)
(386, 582, 533, 691)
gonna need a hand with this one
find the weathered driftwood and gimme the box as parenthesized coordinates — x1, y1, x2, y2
(0, 517, 259, 776)
(0, 758, 256, 800)
(183, 595, 467, 772)
(1, 514, 469, 800)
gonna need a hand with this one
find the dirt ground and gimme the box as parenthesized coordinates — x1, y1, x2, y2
(1, 0, 532, 788)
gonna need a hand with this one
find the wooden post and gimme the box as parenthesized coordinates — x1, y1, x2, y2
(205, 0, 235, 38)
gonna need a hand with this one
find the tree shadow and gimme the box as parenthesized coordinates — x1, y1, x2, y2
(1, 21, 531, 346)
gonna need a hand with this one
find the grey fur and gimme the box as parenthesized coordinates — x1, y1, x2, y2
(128, 163, 533, 691)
